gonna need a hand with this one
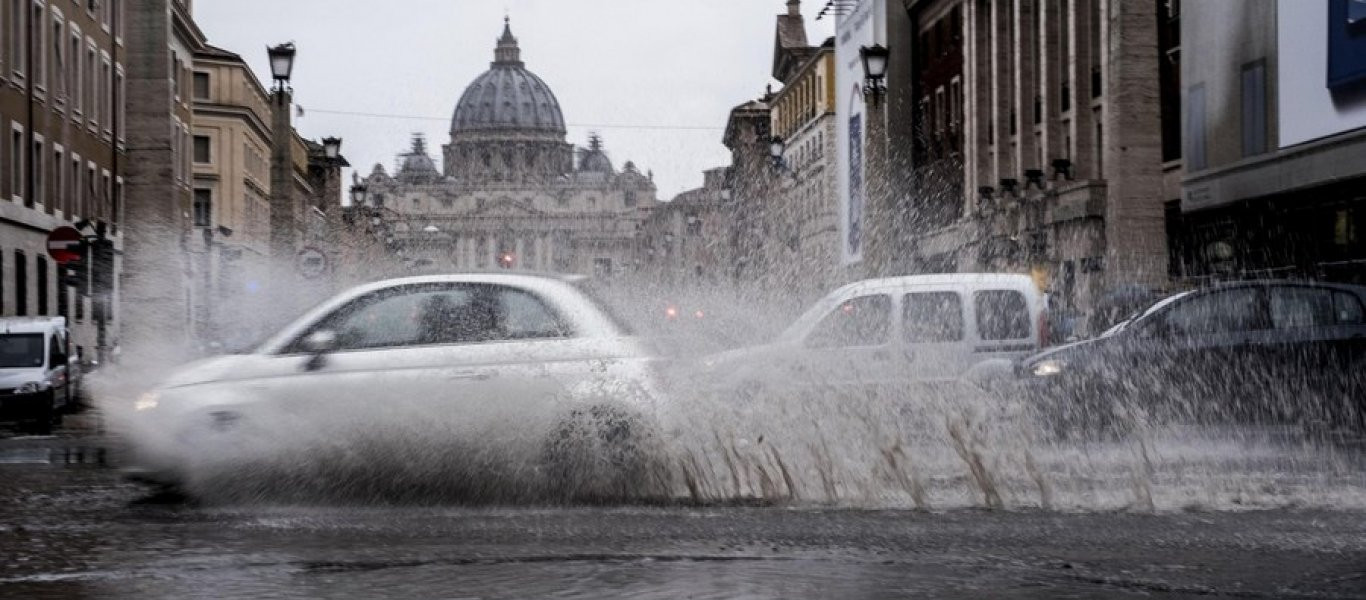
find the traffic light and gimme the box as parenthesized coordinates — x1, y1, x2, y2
(90, 238, 116, 295)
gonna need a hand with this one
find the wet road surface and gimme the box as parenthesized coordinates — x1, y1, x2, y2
(1, 429, 1365, 599)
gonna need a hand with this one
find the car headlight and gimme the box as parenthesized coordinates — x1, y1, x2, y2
(1030, 359, 1066, 377)
(134, 391, 161, 412)
(15, 381, 50, 394)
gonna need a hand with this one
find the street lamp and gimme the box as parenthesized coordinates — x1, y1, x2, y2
(322, 137, 342, 160)
(349, 182, 368, 207)
(860, 44, 890, 106)
(267, 42, 296, 90)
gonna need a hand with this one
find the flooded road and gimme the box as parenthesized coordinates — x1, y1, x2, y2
(2, 431, 1365, 599)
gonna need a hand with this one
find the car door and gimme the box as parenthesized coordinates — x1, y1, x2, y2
(900, 289, 969, 382)
(1265, 284, 1365, 423)
(797, 293, 897, 393)
(1153, 286, 1271, 421)
(970, 288, 1038, 368)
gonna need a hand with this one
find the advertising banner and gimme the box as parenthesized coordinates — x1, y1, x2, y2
(1278, 0, 1366, 148)
(835, 0, 883, 265)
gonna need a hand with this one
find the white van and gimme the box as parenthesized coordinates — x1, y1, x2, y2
(1, 317, 79, 434)
(700, 274, 1048, 393)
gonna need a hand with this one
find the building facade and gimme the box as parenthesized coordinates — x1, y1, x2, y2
(363, 21, 659, 277)
(634, 167, 731, 287)
(886, 0, 1180, 334)
(1178, 0, 1366, 285)
(770, 35, 840, 299)
(0, 0, 126, 361)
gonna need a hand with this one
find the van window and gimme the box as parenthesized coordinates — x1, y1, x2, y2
(805, 295, 891, 348)
(48, 334, 67, 367)
(903, 292, 963, 342)
(975, 290, 1031, 340)
(0, 334, 45, 368)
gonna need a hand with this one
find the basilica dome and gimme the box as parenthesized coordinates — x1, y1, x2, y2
(450, 19, 566, 139)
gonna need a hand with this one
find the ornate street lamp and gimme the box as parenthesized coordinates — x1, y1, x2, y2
(322, 137, 342, 160)
(349, 182, 368, 207)
(860, 44, 890, 106)
(267, 42, 296, 90)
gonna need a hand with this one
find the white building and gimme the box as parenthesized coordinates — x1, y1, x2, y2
(362, 20, 658, 277)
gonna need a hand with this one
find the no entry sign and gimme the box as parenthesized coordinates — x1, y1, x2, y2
(46, 226, 85, 264)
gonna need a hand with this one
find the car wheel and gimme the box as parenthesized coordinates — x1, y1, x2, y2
(542, 404, 662, 503)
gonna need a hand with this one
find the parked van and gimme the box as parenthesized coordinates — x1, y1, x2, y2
(699, 274, 1048, 394)
(1, 317, 80, 434)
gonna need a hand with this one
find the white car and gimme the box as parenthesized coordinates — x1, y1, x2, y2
(1, 317, 80, 435)
(698, 274, 1049, 396)
(122, 274, 666, 498)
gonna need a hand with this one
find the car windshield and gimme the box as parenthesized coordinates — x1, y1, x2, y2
(0, 334, 45, 368)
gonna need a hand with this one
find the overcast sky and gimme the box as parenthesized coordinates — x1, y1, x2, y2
(193, 0, 835, 201)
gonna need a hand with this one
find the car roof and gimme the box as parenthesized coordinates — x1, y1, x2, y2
(1198, 279, 1366, 296)
(838, 273, 1040, 295)
(0, 317, 66, 335)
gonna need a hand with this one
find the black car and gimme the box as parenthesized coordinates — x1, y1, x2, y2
(1019, 281, 1366, 433)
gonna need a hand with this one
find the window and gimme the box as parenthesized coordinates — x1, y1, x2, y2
(48, 333, 66, 367)
(100, 54, 111, 136)
(70, 153, 81, 217)
(805, 294, 891, 348)
(32, 136, 43, 207)
(975, 290, 1031, 340)
(1335, 292, 1365, 324)
(8, 0, 25, 80)
(31, 0, 45, 92)
(10, 125, 24, 203)
(1186, 83, 1207, 170)
(170, 50, 179, 101)
(192, 71, 209, 99)
(69, 26, 81, 115)
(85, 41, 97, 127)
(903, 292, 964, 342)
(1164, 288, 1267, 335)
(14, 250, 27, 316)
(50, 10, 64, 101)
(193, 135, 210, 163)
(192, 188, 211, 227)
(52, 146, 62, 214)
(1241, 60, 1267, 157)
(1270, 287, 1336, 329)
(0, 334, 43, 368)
(56, 266, 67, 318)
(35, 255, 47, 316)
(623, 190, 637, 207)
(115, 65, 125, 143)
(298, 284, 569, 352)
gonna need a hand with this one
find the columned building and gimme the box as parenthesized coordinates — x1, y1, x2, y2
(894, 0, 1181, 334)
(362, 20, 658, 277)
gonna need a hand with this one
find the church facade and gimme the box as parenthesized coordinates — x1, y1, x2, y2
(361, 19, 658, 276)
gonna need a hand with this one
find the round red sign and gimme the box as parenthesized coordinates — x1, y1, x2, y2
(46, 226, 85, 264)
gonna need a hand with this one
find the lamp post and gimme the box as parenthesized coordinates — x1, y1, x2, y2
(322, 136, 342, 161)
(268, 42, 298, 262)
(860, 44, 889, 106)
(267, 42, 296, 91)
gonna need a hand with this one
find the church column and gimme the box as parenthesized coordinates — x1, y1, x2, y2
(485, 235, 497, 268)
(515, 237, 527, 270)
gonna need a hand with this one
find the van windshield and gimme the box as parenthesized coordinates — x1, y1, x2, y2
(0, 334, 45, 368)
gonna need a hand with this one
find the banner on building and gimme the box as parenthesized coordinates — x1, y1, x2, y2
(835, 0, 883, 265)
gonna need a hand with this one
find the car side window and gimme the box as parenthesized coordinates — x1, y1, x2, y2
(975, 290, 1031, 340)
(1333, 292, 1364, 324)
(903, 292, 963, 343)
(1164, 288, 1267, 336)
(805, 294, 891, 349)
(1270, 287, 1335, 329)
(500, 288, 571, 339)
(292, 283, 572, 352)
